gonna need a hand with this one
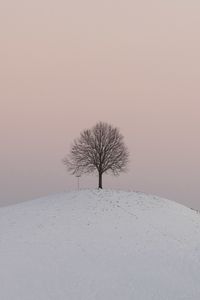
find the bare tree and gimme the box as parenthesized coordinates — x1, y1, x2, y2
(63, 122, 129, 189)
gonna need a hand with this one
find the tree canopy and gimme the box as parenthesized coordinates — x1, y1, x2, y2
(63, 122, 129, 188)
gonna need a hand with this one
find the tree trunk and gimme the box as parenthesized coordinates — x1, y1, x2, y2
(98, 172, 103, 189)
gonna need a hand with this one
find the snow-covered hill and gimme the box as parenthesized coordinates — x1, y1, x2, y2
(0, 190, 200, 300)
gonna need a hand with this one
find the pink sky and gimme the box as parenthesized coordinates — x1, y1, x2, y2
(1, 0, 200, 208)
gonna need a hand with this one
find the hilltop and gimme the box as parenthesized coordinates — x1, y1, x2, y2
(0, 190, 200, 299)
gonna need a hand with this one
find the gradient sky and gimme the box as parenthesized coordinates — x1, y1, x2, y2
(1, 0, 200, 209)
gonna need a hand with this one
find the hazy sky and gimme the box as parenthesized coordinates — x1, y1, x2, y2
(1, 0, 200, 209)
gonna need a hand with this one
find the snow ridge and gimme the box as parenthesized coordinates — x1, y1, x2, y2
(0, 190, 200, 300)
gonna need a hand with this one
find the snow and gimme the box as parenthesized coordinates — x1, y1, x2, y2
(0, 189, 200, 300)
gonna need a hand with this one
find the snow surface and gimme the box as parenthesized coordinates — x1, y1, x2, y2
(1, 189, 200, 300)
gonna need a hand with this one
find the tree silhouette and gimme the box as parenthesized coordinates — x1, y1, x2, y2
(63, 122, 129, 189)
